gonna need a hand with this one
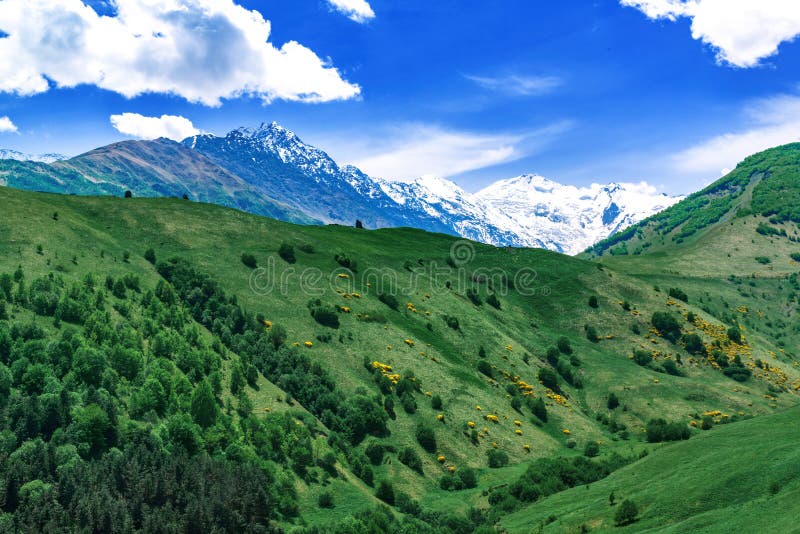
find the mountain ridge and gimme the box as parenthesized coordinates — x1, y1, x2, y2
(2, 122, 681, 254)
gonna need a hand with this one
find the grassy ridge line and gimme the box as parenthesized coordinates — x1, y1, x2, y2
(500, 404, 800, 533)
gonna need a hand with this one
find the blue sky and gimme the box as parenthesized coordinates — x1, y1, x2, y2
(1, 0, 799, 194)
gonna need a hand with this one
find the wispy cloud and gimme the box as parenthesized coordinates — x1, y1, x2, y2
(327, 0, 375, 23)
(110, 113, 200, 142)
(621, 0, 800, 67)
(672, 94, 800, 176)
(0, 0, 360, 106)
(315, 121, 572, 181)
(0, 116, 17, 133)
(465, 74, 563, 96)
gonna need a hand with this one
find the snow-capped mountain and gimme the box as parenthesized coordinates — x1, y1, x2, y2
(475, 175, 683, 254)
(182, 122, 680, 254)
(1, 122, 681, 255)
(0, 149, 66, 163)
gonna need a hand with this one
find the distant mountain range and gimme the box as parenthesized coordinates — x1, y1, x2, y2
(0, 122, 682, 254)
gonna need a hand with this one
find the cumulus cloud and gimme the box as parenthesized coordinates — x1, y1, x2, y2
(672, 94, 800, 176)
(0, 0, 361, 106)
(110, 113, 200, 141)
(327, 0, 375, 23)
(620, 0, 800, 67)
(465, 74, 563, 96)
(0, 116, 17, 133)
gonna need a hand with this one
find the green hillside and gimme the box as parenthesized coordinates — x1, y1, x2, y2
(0, 185, 798, 532)
(500, 404, 800, 533)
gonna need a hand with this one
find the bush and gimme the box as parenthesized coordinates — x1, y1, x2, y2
(538, 368, 559, 392)
(375, 480, 395, 505)
(443, 314, 460, 330)
(364, 441, 384, 465)
(633, 350, 651, 367)
(487, 449, 509, 468)
(646, 418, 690, 442)
(298, 243, 315, 254)
(241, 253, 257, 269)
(477, 360, 494, 378)
(607, 392, 620, 410)
(723, 365, 752, 382)
(651, 311, 682, 342)
(278, 243, 296, 264)
(755, 256, 771, 265)
(683, 333, 705, 355)
(668, 287, 688, 302)
(400, 392, 417, 414)
(334, 253, 357, 272)
(528, 397, 548, 422)
(308, 300, 340, 329)
(662, 359, 682, 377)
(614, 499, 638, 526)
(727, 326, 743, 344)
(584, 441, 600, 457)
(318, 492, 334, 508)
(487, 293, 501, 309)
(585, 324, 599, 343)
(466, 288, 482, 306)
(415, 423, 437, 453)
(378, 292, 399, 310)
(791, 252, 800, 262)
(431, 394, 443, 410)
(557, 337, 572, 355)
(588, 295, 599, 308)
(398, 447, 423, 474)
(144, 248, 156, 265)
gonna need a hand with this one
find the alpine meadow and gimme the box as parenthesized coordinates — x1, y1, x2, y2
(1, 1, 800, 533)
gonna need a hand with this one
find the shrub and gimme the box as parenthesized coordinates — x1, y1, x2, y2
(298, 243, 315, 254)
(318, 492, 334, 508)
(398, 447, 423, 474)
(614, 499, 638, 526)
(364, 441, 384, 465)
(466, 288, 482, 306)
(241, 253, 257, 269)
(538, 368, 559, 391)
(633, 350, 651, 367)
(487, 293, 501, 309)
(528, 397, 548, 422)
(755, 256, 771, 265)
(278, 243, 296, 264)
(378, 292, 399, 310)
(723, 365, 752, 382)
(375, 480, 395, 505)
(557, 336, 573, 355)
(431, 394, 443, 410)
(584, 441, 600, 457)
(334, 253, 357, 272)
(144, 248, 156, 265)
(651, 311, 682, 342)
(308, 300, 340, 329)
(401, 392, 417, 414)
(585, 324, 599, 343)
(546, 346, 560, 366)
(415, 423, 437, 453)
(727, 326, 743, 344)
(791, 252, 800, 262)
(668, 288, 688, 303)
(477, 360, 493, 378)
(662, 359, 682, 377)
(683, 333, 705, 355)
(443, 314, 460, 330)
(487, 449, 509, 468)
(588, 296, 599, 308)
(646, 418, 690, 442)
(607, 392, 620, 410)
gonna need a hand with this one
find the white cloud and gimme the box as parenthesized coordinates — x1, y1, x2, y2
(672, 94, 800, 176)
(327, 0, 375, 23)
(315, 122, 571, 181)
(0, 0, 360, 106)
(465, 74, 562, 96)
(621, 0, 800, 67)
(110, 113, 200, 141)
(0, 116, 17, 133)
